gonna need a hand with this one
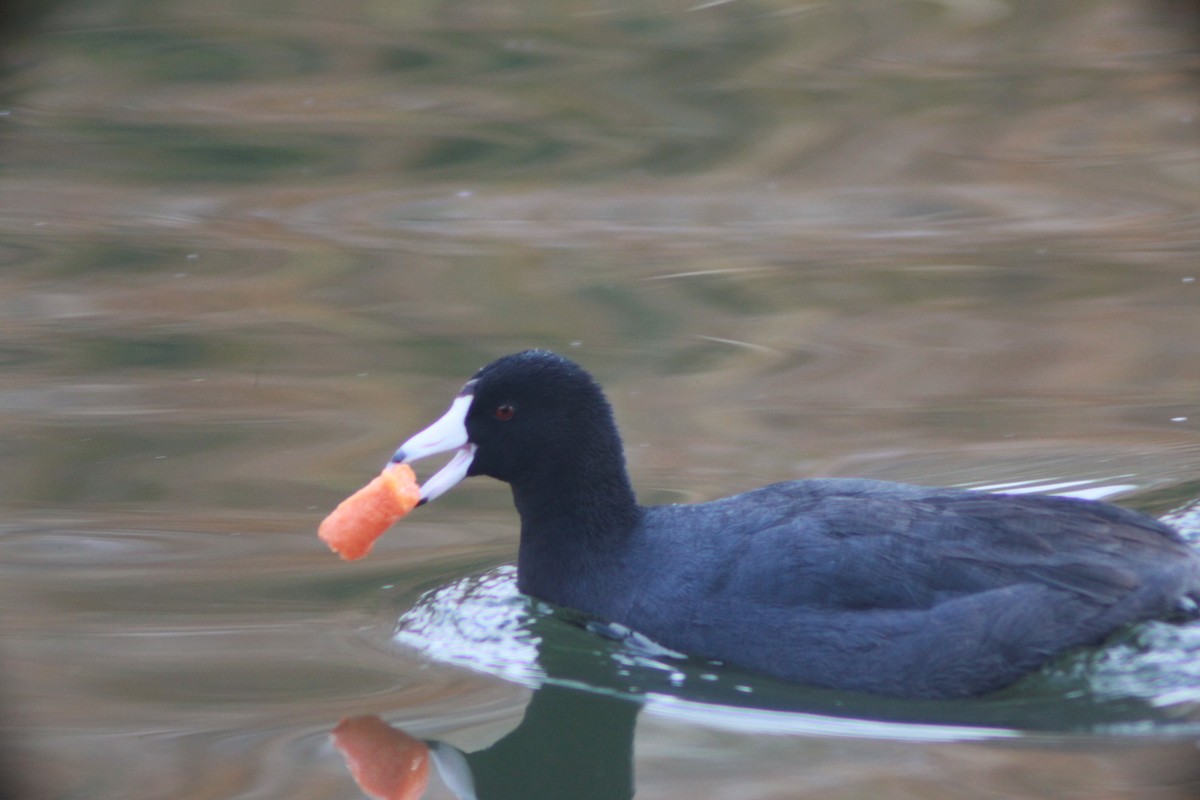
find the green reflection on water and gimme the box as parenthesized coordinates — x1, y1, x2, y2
(379, 45, 437, 72)
(64, 122, 356, 183)
(62, 28, 324, 82)
(86, 333, 216, 369)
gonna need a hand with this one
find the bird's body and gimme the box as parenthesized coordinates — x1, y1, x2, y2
(394, 350, 1200, 698)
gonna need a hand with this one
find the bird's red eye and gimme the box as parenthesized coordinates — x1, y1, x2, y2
(494, 404, 515, 421)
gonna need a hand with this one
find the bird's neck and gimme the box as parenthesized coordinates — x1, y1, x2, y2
(511, 459, 640, 541)
(510, 455, 642, 604)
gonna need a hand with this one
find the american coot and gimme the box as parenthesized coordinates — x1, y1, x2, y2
(392, 350, 1200, 699)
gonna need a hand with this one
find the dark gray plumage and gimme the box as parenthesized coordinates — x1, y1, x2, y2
(402, 350, 1200, 698)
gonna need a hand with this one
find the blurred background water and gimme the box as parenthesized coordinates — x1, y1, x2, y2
(1, 0, 1200, 797)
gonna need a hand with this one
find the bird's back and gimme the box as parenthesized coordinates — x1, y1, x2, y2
(605, 480, 1200, 697)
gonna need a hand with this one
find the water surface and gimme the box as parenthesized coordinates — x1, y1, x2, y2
(1, 1, 1199, 797)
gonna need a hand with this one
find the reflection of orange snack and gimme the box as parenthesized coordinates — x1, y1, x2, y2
(318, 463, 420, 561)
(332, 715, 430, 800)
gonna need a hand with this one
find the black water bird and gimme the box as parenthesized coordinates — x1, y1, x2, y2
(392, 350, 1200, 698)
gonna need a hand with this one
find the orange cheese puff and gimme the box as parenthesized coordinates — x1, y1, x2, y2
(318, 463, 420, 561)
(332, 715, 430, 800)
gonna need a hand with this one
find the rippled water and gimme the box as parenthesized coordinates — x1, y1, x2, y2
(2, 0, 1200, 798)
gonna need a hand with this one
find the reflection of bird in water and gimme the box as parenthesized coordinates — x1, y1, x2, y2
(334, 581, 649, 800)
(391, 350, 1200, 699)
(334, 678, 640, 800)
